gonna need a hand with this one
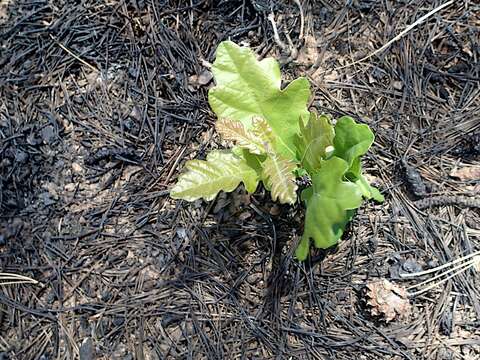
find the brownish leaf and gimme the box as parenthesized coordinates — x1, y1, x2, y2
(366, 279, 410, 322)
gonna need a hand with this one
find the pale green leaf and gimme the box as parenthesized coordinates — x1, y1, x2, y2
(257, 57, 281, 87)
(355, 174, 384, 202)
(208, 41, 310, 159)
(216, 118, 266, 154)
(296, 112, 335, 174)
(170, 150, 259, 201)
(262, 154, 298, 204)
(296, 157, 363, 260)
(251, 117, 276, 149)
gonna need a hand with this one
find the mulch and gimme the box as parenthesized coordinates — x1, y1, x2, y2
(0, 0, 479, 359)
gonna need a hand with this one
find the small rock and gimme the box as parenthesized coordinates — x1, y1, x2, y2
(401, 258, 422, 274)
(72, 95, 84, 104)
(79, 337, 95, 360)
(64, 183, 76, 192)
(440, 309, 453, 336)
(128, 106, 142, 122)
(44, 182, 59, 200)
(113, 316, 125, 327)
(100, 291, 112, 302)
(238, 211, 252, 221)
(336, 290, 349, 301)
(392, 80, 403, 90)
(269, 204, 281, 216)
(0, 158, 11, 168)
(15, 149, 28, 163)
(39, 192, 56, 206)
(27, 132, 41, 146)
(40, 125, 56, 144)
(72, 162, 83, 174)
(176, 227, 187, 240)
(112, 343, 127, 359)
(128, 67, 139, 78)
(188, 69, 213, 88)
(197, 69, 213, 85)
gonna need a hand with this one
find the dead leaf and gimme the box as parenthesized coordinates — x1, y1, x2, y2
(366, 279, 410, 322)
(296, 35, 318, 67)
(188, 69, 213, 89)
(450, 166, 480, 181)
(229, 187, 251, 213)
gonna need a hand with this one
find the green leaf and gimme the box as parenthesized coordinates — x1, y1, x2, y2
(170, 150, 259, 201)
(262, 154, 298, 204)
(216, 118, 266, 154)
(355, 174, 384, 202)
(208, 41, 310, 159)
(333, 116, 374, 178)
(232, 147, 266, 177)
(296, 112, 335, 174)
(296, 157, 363, 260)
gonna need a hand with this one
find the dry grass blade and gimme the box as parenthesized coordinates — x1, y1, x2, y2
(340, 0, 454, 69)
(0, 272, 39, 286)
(401, 252, 480, 297)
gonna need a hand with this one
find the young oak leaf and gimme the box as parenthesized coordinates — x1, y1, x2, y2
(296, 112, 335, 174)
(332, 116, 374, 179)
(170, 150, 258, 202)
(331, 116, 384, 202)
(262, 153, 298, 204)
(216, 118, 266, 154)
(252, 117, 276, 148)
(208, 41, 310, 160)
(296, 157, 363, 260)
(355, 174, 385, 202)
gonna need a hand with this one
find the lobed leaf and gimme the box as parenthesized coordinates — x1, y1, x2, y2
(216, 118, 266, 154)
(355, 174, 384, 202)
(296, 112, 335, 174)
(208, 41, 310, 159)
(232, 147, 265, 177)
(332, 116, 374, 178)
(170, 150, 259, 202)
(252, 117, 276, 149)
(331, 116, 384, 203)
(296, 157, 363, 260)
(262, 154, 298, 204)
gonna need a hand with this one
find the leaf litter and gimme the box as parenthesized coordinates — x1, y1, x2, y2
(1, 1, 479, 359)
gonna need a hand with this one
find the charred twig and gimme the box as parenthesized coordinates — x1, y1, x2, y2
(414, 195, 480, 209)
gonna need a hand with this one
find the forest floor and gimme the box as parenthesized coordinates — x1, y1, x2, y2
(0, 1, 479, 359)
